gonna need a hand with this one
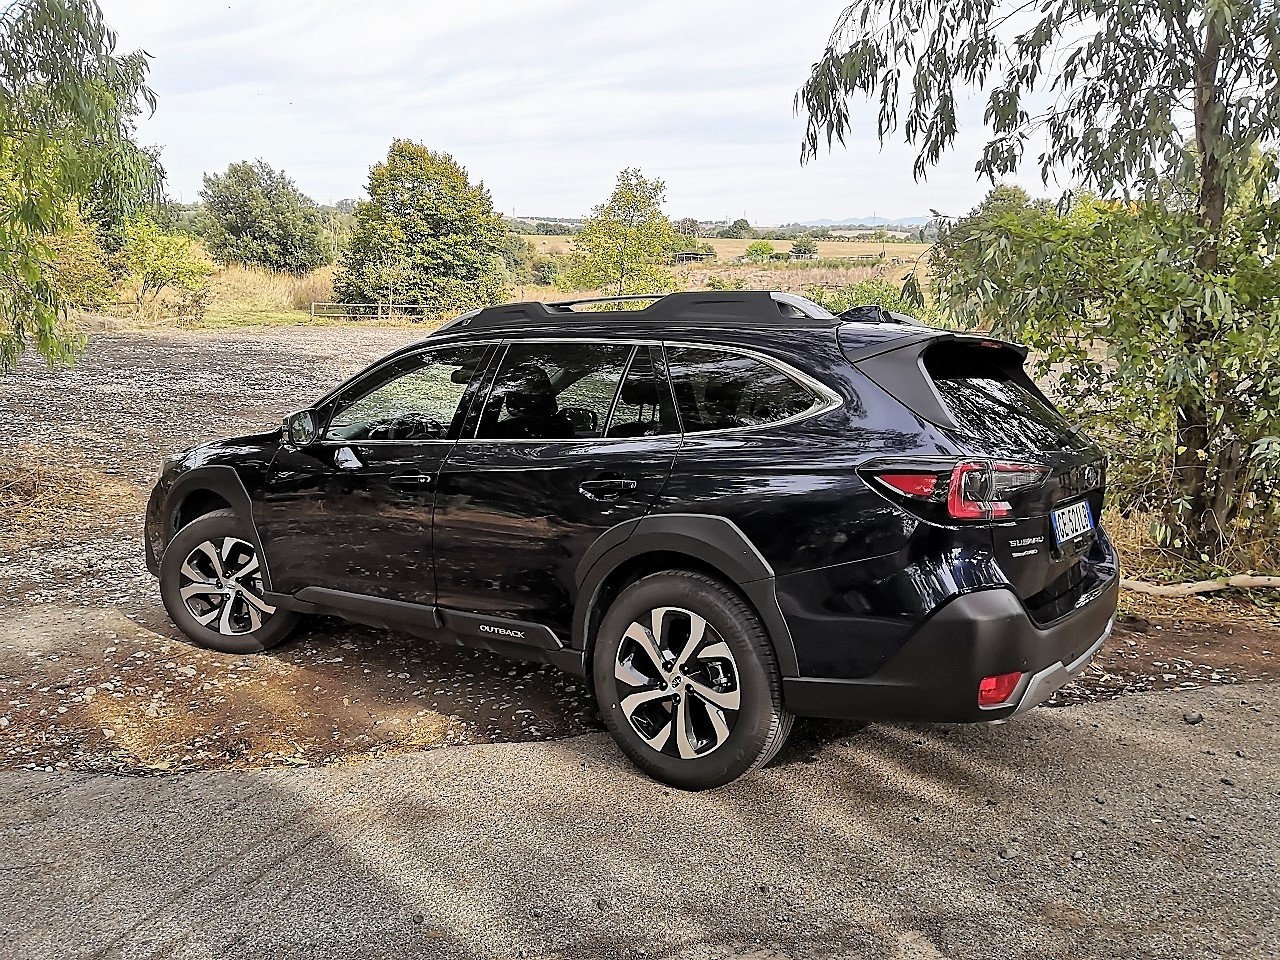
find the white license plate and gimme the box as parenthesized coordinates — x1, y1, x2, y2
(1051, 499, 1094, 546)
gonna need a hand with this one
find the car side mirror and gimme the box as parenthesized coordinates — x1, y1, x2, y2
(284, 409, 320, 447)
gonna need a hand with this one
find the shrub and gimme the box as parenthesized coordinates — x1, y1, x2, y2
(119, 218, 215, 319)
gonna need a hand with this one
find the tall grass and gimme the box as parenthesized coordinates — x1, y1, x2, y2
(209, 264, 335, 313)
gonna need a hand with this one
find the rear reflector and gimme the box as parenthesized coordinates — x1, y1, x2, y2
(978, 671, 1024, 707)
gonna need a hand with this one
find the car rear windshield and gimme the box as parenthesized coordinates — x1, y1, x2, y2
(923, 343, 1080, 450)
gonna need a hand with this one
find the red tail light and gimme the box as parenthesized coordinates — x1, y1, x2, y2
(978, 671, 1024, 707)
(877, 473, 939, 498)
(870, 460, 1048, 521)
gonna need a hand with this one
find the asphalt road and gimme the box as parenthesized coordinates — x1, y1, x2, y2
(4, 684, 1278, 960)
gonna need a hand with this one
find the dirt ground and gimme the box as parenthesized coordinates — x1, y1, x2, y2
(1, 327, 1276, 774)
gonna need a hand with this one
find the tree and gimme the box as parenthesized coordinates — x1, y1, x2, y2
(44, 208, 111, 310)
(929, 185, 1043, 282)
(0, 0, 160, 370)
(796, 0, 1280, 561)
(936, 190, 1280, 569)
(673, 217, 701, 238)
(744, 240, 775, 261)
(196, 160, 329, 274)
(790, 236, 819, 258)
(560, 168, 680, 296)
(334, 141, 508, 314)
(716, 218, 754, 239)
(119, 217, 214, 316)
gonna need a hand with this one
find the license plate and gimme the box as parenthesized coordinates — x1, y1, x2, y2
(1051, 499, 1094, 546)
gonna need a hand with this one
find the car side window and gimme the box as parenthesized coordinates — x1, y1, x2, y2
(474, 342, 632, 440)
(605, 347, 680, 438)
(665, 347, 819, 432)
(326, 346, 489, 442)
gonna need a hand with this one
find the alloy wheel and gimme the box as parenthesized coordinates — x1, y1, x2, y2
(613, 606, 741, 759)
(177, 537, 276, 636)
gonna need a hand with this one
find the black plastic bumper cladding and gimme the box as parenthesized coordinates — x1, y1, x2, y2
(781, 574, 1119, 723)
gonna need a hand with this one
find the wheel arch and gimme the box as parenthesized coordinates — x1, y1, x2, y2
(160, 466, 274, 589)
(573, 514, 799, 682)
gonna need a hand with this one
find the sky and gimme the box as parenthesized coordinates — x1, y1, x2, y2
(103, 0, 1051, 226)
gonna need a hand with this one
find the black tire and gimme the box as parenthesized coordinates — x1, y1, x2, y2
(159, 508, 299, 654)
(592, 570, 793, 790)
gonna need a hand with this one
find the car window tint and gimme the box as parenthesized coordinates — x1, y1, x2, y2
(665, 347, 818, 432)
(606, 347, 680, 438)
(475, 342, 632, 440)
(924, 343, 1081, 451)
(326, 346, 488, 442)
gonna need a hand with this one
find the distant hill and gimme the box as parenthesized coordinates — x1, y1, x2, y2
(796, 215, 932, 228)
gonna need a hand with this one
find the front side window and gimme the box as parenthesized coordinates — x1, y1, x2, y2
(665, 347, 820, 432)
(475, 342, 632, 440)
(326, 346, 488, 442)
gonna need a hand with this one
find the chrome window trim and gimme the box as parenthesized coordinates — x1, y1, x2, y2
(319, 336, 844, 447)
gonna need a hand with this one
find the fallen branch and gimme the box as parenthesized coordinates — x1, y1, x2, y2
(1121, 575, 1280, 597)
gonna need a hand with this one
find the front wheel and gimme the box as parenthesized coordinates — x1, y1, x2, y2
(592, 570, 792, 790)
(159, 508, 299, 654)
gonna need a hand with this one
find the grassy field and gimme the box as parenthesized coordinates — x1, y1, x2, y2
(83, 234, 932, 334)
(523, 234, 931, 263)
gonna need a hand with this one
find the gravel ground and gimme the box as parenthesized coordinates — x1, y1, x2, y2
(3, 683, 1278, 960)
(1, 328, 1277, 774)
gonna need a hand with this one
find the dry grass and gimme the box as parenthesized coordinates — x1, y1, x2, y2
(0, 445, 142, 547)
(523, 234, 930, 262)
(207, 263, 335, 315)
(1106, 509, 1280, 583)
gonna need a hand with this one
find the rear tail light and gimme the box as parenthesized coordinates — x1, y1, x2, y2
(978, 671, 1024, 707)
(870, 459, 1048, 521)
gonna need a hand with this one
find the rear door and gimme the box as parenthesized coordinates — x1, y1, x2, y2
(432, 341, 682, 636)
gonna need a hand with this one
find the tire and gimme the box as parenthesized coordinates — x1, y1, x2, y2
(592, 570, 793, 790)
(159, 508, 299, 654)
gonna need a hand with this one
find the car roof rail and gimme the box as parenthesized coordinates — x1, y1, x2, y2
(836, 304, 927, 326)
(543, 295, 666, 312)
(434, 290, 843, 334)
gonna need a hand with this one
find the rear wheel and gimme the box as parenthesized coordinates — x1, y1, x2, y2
(159, 508, 299, 654)
(593, 570, 792, 790)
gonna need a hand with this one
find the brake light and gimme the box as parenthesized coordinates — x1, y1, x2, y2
(948, 459, 1048, 520)
(978, 671, 1024, 707)
(871, 460, 1048, 521)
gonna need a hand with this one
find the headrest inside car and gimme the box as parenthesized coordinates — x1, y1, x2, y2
(620, 377, 659, 405)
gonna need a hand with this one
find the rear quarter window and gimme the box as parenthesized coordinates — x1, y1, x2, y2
(664, 347, 822, 432)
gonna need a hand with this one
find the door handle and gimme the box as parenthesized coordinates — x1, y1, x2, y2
(389, 473, 434, 490)
(578, 476, 639, 500)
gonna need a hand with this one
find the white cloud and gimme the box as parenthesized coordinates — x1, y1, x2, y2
(104, 0, 1052, 223)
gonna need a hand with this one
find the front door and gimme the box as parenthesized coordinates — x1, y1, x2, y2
(433, 342, 682, 636)
(258, 343, 493, 603)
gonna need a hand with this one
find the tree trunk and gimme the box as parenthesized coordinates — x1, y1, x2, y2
(1164, 7, 1229, 558)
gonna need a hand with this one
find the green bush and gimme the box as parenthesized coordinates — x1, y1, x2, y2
(196, 160, 330, 275)
(805, 278, 935, 321)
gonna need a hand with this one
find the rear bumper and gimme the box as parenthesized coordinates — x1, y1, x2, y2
(781, 573, 1118, 723)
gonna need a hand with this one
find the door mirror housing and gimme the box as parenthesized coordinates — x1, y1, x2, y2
(284, 409, 320, 447)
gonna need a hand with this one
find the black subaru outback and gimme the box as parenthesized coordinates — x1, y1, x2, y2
(145, 291, 1118, 789)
